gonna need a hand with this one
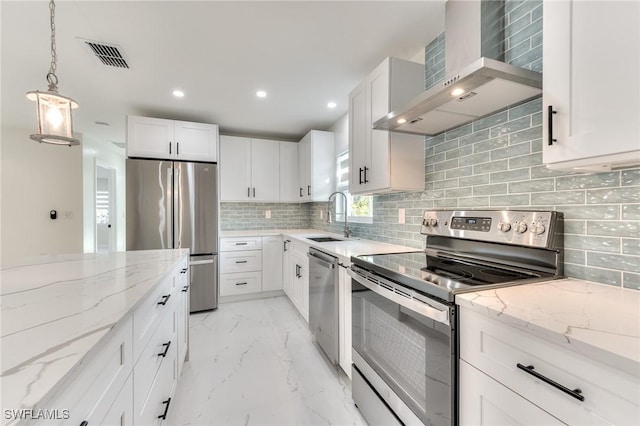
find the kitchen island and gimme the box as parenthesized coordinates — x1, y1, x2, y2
(0, 249, 189, 425)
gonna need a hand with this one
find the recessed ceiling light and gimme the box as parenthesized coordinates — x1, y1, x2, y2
(451, 88, 465, 97)
(397, 118, 407, 124)
(173, 90, 185, 98)
(256, 90, 267, 98)
(327, 102, 337, 109)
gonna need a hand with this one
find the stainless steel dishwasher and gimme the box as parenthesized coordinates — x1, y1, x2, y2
(307, 247, 339, 365)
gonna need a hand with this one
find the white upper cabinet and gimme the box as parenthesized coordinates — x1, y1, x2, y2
(279, 141, 300, 202)
(349, 57, 425, 195)
(219, 136, 280, 202)
(543, 1, 640, 171)
(127, 115, 218, 162)
(298, 130, 335, 202)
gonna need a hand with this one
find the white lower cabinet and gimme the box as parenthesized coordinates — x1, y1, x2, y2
(262, 236, 283, 292)
(219, 236, 284, 299)
(29, 255, 189, 426)
(337, 264, 352, 378)
(460, 360, 563, 425)
(287, 241, 309, 322)
(459, 307, 640, 425)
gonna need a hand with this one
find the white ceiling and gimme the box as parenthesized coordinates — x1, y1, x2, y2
(1, 1, 445, 147)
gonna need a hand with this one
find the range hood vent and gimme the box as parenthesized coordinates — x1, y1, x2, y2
(374, 0, 542, 136)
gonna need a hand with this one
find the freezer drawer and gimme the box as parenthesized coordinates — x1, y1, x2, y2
(190, 255, 218, 312)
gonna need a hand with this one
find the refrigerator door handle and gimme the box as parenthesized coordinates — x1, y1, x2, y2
(173, 166, 181, 248)
(190, 259, 214, 266)
(166, 168, 174, 249)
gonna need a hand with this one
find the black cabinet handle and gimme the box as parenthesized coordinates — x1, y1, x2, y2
(299, 187, 303, 197)
(180, 268, 187, 274)
(176, 142, 179, 155)
(235, 282, 248, 286)
(548, 105, 557, 145)
(158, 398, 172, 420)
(181, 285, 189, 292)
(169, 142, 172, 154)
(359, 167, 363, 185)
(158, 341, 172, 357)
(157, 294, 171, 306)
(247, 187, 251, 198)
(283, 240, 289, 252)
(516, 363, 584, 401)
(235, 242, 248, 246)
(235, 260, 248, 264)
(364, 166, 369, 183)
(253, 187, 256, 198)
(80, 421, 88, 426)
(307, 185, 311, 196)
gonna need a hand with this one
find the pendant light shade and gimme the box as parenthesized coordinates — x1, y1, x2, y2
(27, 0, 80, 147)
(27, 90, 79, 145)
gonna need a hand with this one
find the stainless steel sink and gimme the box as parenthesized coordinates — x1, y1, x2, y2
(307, 236, 344, 243)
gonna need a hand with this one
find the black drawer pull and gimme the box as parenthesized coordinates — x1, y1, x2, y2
(548, 105, 557, 145)
(235, 260, 248, 264)
(359, 167, 363, 185)
(235, 282, 248, 286)
(235, 242, 248, 246)
(181, 285, 189, 292)
(158, 398, 172, 420)
(157, 294, 171, 306)
(307, 185, 311, 196)
(516, 363, 584, 401)
(80, 421, 88, 426)
(158, 341, 172, 357)
(180, 268, 187, 274)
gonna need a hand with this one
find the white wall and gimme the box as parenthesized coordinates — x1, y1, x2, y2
(82, 135, 126, 253)
(327, 113, 348, 157)
(0, 127, 83, 264)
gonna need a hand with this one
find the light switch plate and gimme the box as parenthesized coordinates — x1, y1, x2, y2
(398, 208, 405, 224)
(265, 210, 271, 219)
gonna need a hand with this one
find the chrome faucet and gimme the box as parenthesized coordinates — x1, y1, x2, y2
(327, 191, 351, 238)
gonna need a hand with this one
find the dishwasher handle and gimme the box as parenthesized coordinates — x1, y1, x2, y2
(307, 251, 336, 269)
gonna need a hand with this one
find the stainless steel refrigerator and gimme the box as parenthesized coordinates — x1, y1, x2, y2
(126, 159, 218, 312)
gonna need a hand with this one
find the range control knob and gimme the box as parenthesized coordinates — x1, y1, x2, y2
(429, 218, 438, 227)
(515, 222, 528, 234)
(498, 222, 511, 232)
(530, 222, 546, 235)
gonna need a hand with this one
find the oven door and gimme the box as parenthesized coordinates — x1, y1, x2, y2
(349, 267, 455, 426)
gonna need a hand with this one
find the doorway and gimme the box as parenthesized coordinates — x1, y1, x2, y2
(96, 164, 116, 253)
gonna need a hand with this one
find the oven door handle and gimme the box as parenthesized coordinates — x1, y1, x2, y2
(348, 268, 450, 326)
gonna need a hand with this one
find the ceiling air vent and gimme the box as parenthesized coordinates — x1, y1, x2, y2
(84, 41, 129, 69)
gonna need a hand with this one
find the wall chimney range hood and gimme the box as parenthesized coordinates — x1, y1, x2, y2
(374, 0, 542, 136)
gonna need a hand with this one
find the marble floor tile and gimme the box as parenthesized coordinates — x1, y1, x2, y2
(167, 296, 366, 426)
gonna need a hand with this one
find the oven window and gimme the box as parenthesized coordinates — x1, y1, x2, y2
(352, 280, 453, 426)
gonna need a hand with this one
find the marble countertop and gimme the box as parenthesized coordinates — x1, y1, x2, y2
(220, 229, 417, 263)
(0, 249, 189, 416)
(457, 278, 640, 377)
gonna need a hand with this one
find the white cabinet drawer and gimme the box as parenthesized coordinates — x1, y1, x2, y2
(220, 237, 262, 252)
(32, 316, 133, 426)
(460, 309, 640, 425)
(135, 339, 177, 426)
(220, 272, 262, 296)
(134, 296, 176, 416)
(220, 250, 262, 273)
(133, 274, 175, 362)
(459, 360, 563, 426)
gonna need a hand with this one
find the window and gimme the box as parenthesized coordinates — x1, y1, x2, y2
(336, 151, 373, 224)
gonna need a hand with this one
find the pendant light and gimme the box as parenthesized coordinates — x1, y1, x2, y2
(26, 0, 80, 146)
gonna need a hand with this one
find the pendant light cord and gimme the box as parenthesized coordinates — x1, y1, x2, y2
(46, 0, 59, 91)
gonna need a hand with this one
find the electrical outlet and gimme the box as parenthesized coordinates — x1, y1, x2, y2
(320, 210, 323, 219)
(398, 208, 405, 224)
(265, 210, 271, 219)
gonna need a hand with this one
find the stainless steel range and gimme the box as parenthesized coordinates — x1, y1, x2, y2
(348, 210, 563, 426)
